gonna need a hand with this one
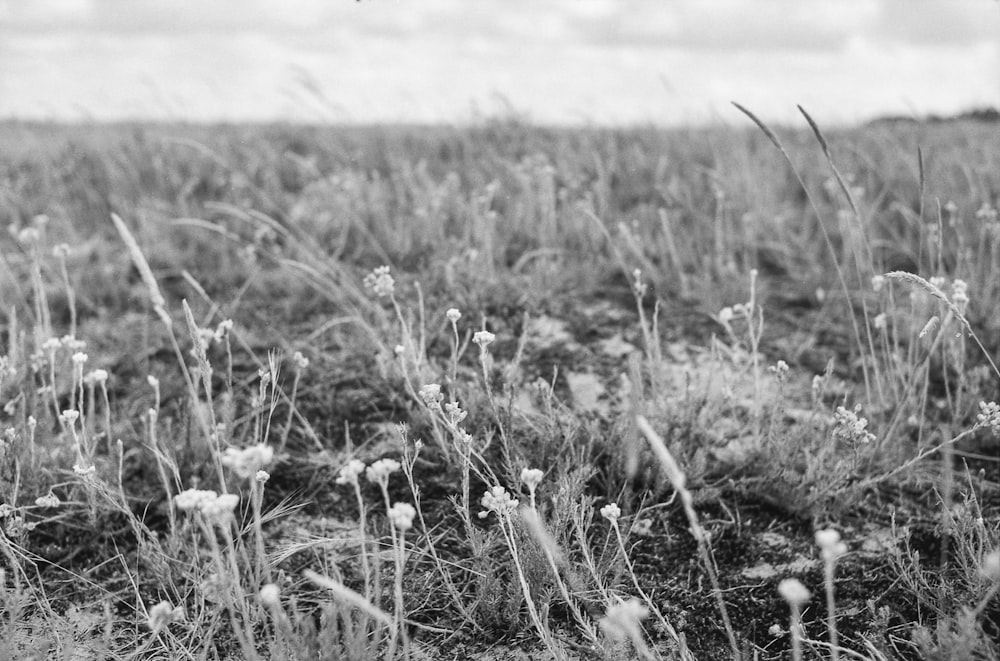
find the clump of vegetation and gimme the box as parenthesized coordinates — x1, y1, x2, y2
(0, 114, 997, 659)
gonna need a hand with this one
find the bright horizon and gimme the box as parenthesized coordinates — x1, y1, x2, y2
(1, 0, 998, 127)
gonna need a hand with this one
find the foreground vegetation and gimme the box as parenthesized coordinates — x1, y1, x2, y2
(0, 115, 997, 660)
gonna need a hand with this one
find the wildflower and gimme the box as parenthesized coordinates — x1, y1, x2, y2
(976, 203, 998, 223)
(34, 492, 60, 508)
(873, 313, 887, 331)
(72, 463, 95, 477)
(778, 578, 811, 606)
(292, 351, 309, 371)
(393, 344, 406, 358)
(976, 401, 1000, 437)
(200, 493, 240, 525)
(255, 470, 270, 483)
(221, 444, 274, 480)
(599, 598, 649, 641)
(472, 330, 495, 348)
(815, 529, 847, 562)
(147, 600, 184, 632)
(365, 458, 401, 486)
(60, 409, 80, 426)
(61, 336, 86, 352)
(871, 275, 885, 292)
(768, 623, 785, 637)
(335, 459, 366, 486)
(388, 502, 416, 530)
(16, 227, 40, 245)
(600, 502, 621, 522)
(769, 360, 789, 382)
(929, 276, 947, 291)
(446, 308, 462, 323)
(443, 401, 466, 425)
(71, 352, 88, 367)
(84, 369, 109, 386)
(174, 488, 219, 511)
(147, 375, 159, 388)
(632, 269, 648, 298)
(833, 404, 876, 445)
(478, 486, 519, 519)
(418, 383, 443, 407)
(520, 468, 543, 492)
(718, 306, 734, 324)
(259, 583, 281, 608)
(363, 265, 395, 298)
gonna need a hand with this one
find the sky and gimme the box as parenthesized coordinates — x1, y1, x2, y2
(0, 0, 998, 126)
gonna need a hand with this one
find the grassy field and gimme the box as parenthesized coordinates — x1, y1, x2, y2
(0, 115, 998, 660)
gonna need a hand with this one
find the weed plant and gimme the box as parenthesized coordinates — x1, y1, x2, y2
(0, 116, 997, 659)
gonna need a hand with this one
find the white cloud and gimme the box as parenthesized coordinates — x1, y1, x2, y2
(0, 0, 997, 124)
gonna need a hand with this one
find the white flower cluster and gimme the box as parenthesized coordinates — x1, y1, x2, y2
(147, 600, 185, 632)
(221, 444, 274, 480)
(363, 265, 395, 298)
(335, 459, 366, 486)
(365, 458, 401, 487)
(832, 404, 876, 446)
(388, 502, 416, 530)
(977, 401, 1000, 437)
(472, 330, 495, 348)
(174, 488, 240, 525)
(815, 528, 847, 563)
(777, 578, 811, 606)
(600, 502, 621, 522)
(478, 486, 519, 519)
(418, 383, 443, 407)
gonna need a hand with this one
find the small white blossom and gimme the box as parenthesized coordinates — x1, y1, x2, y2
(976, 401, 1000, 437)
(833, 404, 876, 445)
(200, 493, 240, 525)
(478, 486, 519, 519)
(815, 529, 848, 562)
(221, 444, 274, 480)
(292, 351, 309, 371)
(388, 502, 416, 530)
(418, 383, 443, 407)
(871, 275, 886, 292)
(336, 459, 366, 486)
(147, 375, 160, 388)
(174, 489, 218, 511)
(446, 308, 462, 323)
(873, 313, 887, 331)
(769, 360, 789, 382)
(71, 352, 88, 366)
(147, 600, 184, 632)
(60, 409, 80, 426)
(34, 493, 60, 508)
(443, 401, 467, 425)
(472, 330, 495, 348)
(600, 502, 621, 522)
(982, 549, 1000, 582)
(365, 458, 401, 486)
(520, 468, 544, 491)
(259, 583, 281, 608)
(255, 470, 270, 483)
(363, 265, 395, 298)
(718, 306, 734, 324)
(84, 369, 109, 386)
(778, 578, 811, 606)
